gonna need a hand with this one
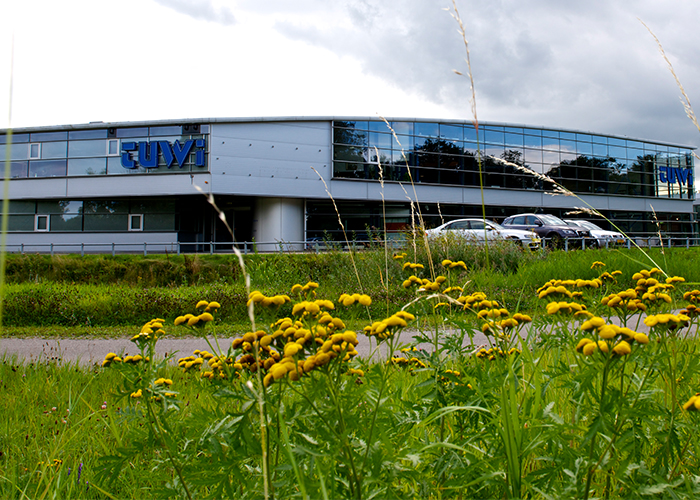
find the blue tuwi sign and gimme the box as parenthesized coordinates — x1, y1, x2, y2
(121, 139, 206, 169)
(659, 166, 693, 187)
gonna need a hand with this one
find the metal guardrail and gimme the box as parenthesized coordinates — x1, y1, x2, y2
(3, 235, 700, 256)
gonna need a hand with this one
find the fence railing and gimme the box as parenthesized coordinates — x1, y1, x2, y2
(4, 235, 700, 256)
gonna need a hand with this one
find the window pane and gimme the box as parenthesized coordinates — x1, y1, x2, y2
(29, 160, 67, 177)
(68, 158, 107, 176)
(391, 122, 413, 135)
(440, 124, 463, 141)
(117, 127, 149, 138)
(8, 215, 34, 231)
(0, 143, 30, 160)
(415, 122, 439, 138)
(484, 129, 504, 145)
(83, 213, 129, 231)
(9, 201, 35, 213)
(69, 140, 108, 158)
(50, 213, 82, 231)
(0, 161, 28, 178)
(41, 141, 67, 159)
(83, 200, 128, 214)
(69, 129, 107, 140)
(144, 213, 176, 230)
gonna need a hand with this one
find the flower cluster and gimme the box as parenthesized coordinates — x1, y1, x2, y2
(291, 281, 319, 296)
(475, 346, 521, 360)
(131, 319, 166, 346)
(174, 301, 220, 328)
(338, 293, 372, 307)
(546, 301, 587, 316)
(402, 262, 425, 271)
(576, 317, 648, 356)
(643, 313, 690, 330)
(682, 393, 700, 411)
(683, 290, 700, 303)
(364, 311, 416, 340)
(247, 291, 291, 308)
(402, 275, 446, 291)
(441, 259, 468, 271)
(601, 290, 647, 312)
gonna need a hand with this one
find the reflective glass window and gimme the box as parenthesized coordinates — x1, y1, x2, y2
(576, 133, 592, 142)
(144, 213, 176, 231)
(69, 140, 108, 158)
(0, 133, 29, 144)
(608, 145, 626, 159)
(8, 215, 34, 231)
(334, 145, 366, 162)
(560, 131, 576, 141)
(592, 143, 607, 157)
(608, 137, 625, 147)
(523, 134, 542, 148)
(149, 126, 182, 136)
(83, 213, 129, 231)
(368, 121, 390, 133)
(30, 131, 67, 142)
(391, 122, 413, 135)
(542, 138, 559, 151)
(117, 127, 149, 138)
(560, 139, 576, 153)
(369, 131, 392, 149)
(542, 129, 559, 139)
(0, 143, 31, 160)
(69, 129, 107, 140)
(83, 200, 128, 214)
(333, 127, 367, 147)
(392, 134, 413, 151)
(131, 199, 175, 213)
(50, 213, 83, 231)
(37, 200, 82, 214)
(504, 132, 523, 147)
(8, 201, 35, 213)
(0, 161, 28, 178)
(523, 148, 542, 163)
(464, 126, 478, 142)
(42, 141, 67, 159)
(576, 141, 593, 155)
(415, 122, 439, 138)
(591, 135, 607, 145)
(440, 124, 463, 141)
(28, 160, 66, 177)
(68, 158, 107, 176)
(484, 129, 504, 145)
(107, 156, 128, 174)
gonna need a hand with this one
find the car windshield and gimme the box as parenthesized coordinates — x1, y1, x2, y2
(576, 220, 602, 231)
(539, 214, 567, 226)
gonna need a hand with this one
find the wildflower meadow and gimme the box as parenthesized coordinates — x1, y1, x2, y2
(3, 244, 700, 499)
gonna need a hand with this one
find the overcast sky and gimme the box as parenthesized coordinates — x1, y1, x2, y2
(1, 0, 700, 155)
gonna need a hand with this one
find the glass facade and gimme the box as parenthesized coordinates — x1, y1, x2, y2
(332, 120, 695, 200)
(0, 198, 177, 233)
(0, 124, 209, 179)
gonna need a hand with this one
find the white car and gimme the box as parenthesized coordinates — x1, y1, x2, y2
(426, 218, 540, 249)
(564, 219, 626, 247)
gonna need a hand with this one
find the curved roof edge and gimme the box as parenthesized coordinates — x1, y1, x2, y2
(0, 116, 695, 150)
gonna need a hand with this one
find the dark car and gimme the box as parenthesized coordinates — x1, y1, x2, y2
(501, 213, 593, 248)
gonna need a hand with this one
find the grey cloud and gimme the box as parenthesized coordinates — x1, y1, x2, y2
(152, 0, 236, 25)
(257, 0, 700, 148)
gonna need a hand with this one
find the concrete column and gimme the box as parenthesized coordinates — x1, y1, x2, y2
(253, 197, 305, 252)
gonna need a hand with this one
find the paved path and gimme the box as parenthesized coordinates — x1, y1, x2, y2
(0, 328, 493, 366)
(0, 315, 658, 366)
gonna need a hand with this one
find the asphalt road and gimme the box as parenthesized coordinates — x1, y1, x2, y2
(0, 328, 492, 366)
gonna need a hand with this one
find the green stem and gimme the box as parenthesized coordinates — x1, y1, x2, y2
(583, 358, 611, 500)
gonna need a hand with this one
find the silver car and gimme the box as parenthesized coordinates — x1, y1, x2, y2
(426, 218, 540, 249)
(564, 219, 626, 247)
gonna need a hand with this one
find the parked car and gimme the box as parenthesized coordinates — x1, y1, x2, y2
(501, 213, 593, 248)
(564, 219, 626, 247)
(425, 218, 541, 249)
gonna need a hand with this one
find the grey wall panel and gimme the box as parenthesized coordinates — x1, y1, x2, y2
(64, 174, 211, 198)
(5, 232, 179, 254)
(211, 156, 328, 180)
(9, 178, 68, 199)
(212, 175, 329, 199)
(210, 122, 332, 178)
